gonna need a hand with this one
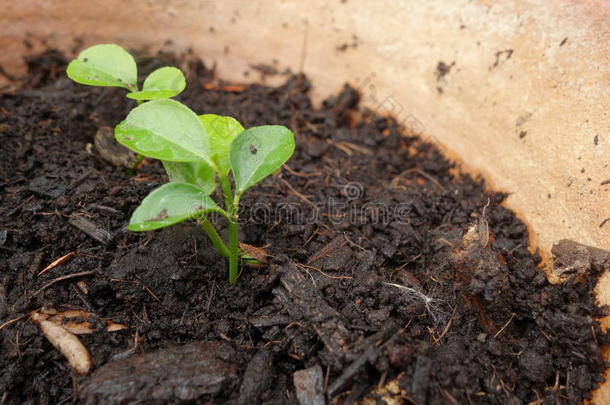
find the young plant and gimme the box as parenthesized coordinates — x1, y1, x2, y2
(67, 44, 295, 284)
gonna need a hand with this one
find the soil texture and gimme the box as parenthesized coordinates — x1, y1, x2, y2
(0, 50, 608, 404)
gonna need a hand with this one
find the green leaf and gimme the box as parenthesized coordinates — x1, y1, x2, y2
(66, 44, 137, 90)
(128, 182, 220, 231)
(162, 160, 216, 194)
(199, 114, 244, 175)
(126, 67, 186, 100)
(114, 99, 216, 167)
(230, 125, 295, 194)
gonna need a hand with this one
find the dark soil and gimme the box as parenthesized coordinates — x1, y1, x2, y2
(0, 50, 608, 404)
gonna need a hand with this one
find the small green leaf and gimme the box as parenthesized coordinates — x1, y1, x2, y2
(162, 160, 216, 194)
(230, 125, 295, 194)
(128, 182, 220, 231)
(66, 44, 137, 90)
(114, 99, 216, 167)
(199, 114, 244, 175)
(127, 67, 186, 100)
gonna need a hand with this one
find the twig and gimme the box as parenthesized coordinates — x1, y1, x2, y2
(433, 306, 457, 343)
(296, 263, 353, 280)
(279, 178, 315, 207)
(329, 140, 353, 156)
(202, 82, 246, 92)
(338, 141, 372, 155)
(494, 312, 516, 339)
(283, 165, 321, 178)
(392, 168, 443, 190)
(110, 278, 160, 302)
(0, 314, 27, 332)
(478, 198, 491, 248)
(343, 232, 365, 251)
(30, 271, 95, 299)
(37, 251, 75, 276)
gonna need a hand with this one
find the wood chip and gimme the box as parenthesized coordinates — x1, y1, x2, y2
(307, 235, 347, 265)
(294, 365, 325, 405)
(31, 312, 92, 375)
(69, 216, 112, 244)
(275, 262, 352, 355)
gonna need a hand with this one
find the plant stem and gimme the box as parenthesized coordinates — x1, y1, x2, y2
(227, 214, 239, 284)
(132, 154, 145, 169)
(199, 217, 229, 258)
(220, 176, 239, 284)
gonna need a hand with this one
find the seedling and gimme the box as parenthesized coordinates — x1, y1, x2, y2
(67, 44, 295, 284)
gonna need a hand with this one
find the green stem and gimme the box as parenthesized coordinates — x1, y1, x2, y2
(220, 176, 240, 285)
(199, 216, 230, 258)
(133, 153, 145, 167)
(219, 176, 234, 214)
(227, 214, 239, 284)
(126, 154, 145, 176)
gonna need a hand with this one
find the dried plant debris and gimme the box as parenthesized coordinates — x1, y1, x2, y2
(45, 309, 128, 334)
(239, 242, 270, 265)
(31, 311, 92, 375)
(29, 309, 127, 375)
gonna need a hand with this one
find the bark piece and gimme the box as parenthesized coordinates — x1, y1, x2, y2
(327, 321, 399, 397)
(79, 341, 239, 405)
(69, 216, 113, 244)
(307, 235, 347, 266)
(274, 262, 352, 356)
(238, 350, 275, 405)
